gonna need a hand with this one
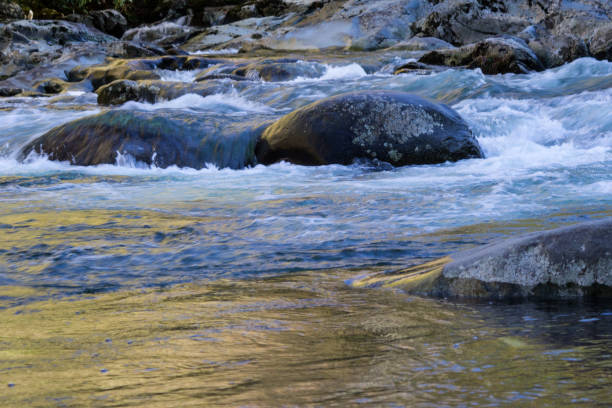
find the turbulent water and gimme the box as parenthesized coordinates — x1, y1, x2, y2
(1, 56, 611, 406)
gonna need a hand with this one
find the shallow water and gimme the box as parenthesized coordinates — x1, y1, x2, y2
(0, 56, 611, 406)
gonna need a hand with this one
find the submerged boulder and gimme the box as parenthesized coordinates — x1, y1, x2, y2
(34, 78, 67, 94)
(89, 9, 128, 39)
(353, 219, 612, 300)
(256, 91, 483, 167)
(21, 110, 267, 169)
(230, 59, 325, 81)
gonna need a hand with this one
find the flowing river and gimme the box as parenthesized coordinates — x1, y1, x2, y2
(1, 55, 611, 406)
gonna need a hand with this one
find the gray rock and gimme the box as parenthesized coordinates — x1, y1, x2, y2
(122, 20, 203, 51)
(0, 20, 113, 81)
(388, 37, 456, 51)
(518, 25, 588, 69)
(590, 23, 612, 61)
(256, 90, 484, 167)
(419, 35, 544, 74)
(412, 0, 531, 46)
(353, 218, 612, 300)
(20, 110, 268, 170)
(89, 9, 128, 38)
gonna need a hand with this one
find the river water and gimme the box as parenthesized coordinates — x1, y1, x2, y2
(0, 56, 611, 406)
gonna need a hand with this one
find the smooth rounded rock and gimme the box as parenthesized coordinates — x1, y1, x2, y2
(353, 218, 612, 300)
(21, 110, 268, 169)
(256, 91, 484, 167)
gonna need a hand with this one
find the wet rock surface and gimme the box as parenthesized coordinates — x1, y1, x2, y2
(0, 20, 112, 84)
(96, 79, 230, 105)
(517, 25, 588, 69)
(256, 90, 484, 166)
(419, 36, 544, 74)
(65, 56, 224, 91)
(21, 110, 268, 169)
(590, 24, 612, 61)
(354, 218, 612, 300)
(229, 58, 325, 81)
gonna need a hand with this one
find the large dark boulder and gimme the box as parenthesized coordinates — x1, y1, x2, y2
(255, 91, 484, 167)
(89, 9, 128, 38)
(353, 218, 612, 300)
(20, 110, 267, 169)
(419, 36, 544, 74)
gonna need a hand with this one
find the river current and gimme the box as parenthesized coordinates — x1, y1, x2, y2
(1, 56, 611, 406)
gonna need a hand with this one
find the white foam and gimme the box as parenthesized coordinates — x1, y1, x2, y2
(155, 69, 203, 83)
(119, 92, 273, 114)
(320, 63, 367, 80)
(289, 63, 367, 83)
(189, 48, 240, 56)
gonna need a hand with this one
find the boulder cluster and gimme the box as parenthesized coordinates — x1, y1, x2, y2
(1, 0, 611, 301)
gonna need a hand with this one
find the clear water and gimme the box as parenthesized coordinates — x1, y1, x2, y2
(0, 57, 611, 406)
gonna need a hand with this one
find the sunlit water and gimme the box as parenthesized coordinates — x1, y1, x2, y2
(0, 57, 611, 406)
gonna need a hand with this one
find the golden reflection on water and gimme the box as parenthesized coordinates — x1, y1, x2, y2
(2, 270, 612, 407)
